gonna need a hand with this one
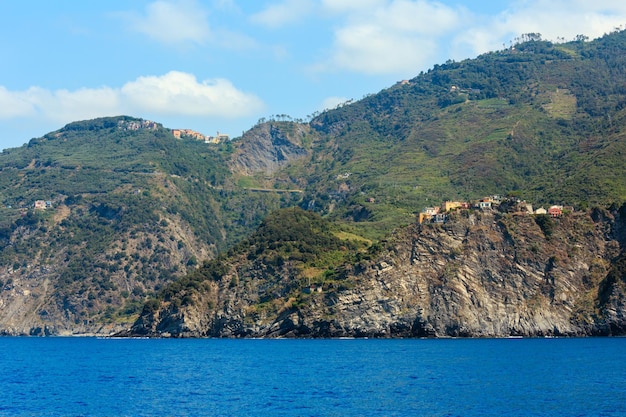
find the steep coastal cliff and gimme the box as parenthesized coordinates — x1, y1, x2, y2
(4, 32, 626, 336)
(126, 206, 626, 338)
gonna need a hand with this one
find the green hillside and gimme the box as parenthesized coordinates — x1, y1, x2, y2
(148, 207, 368, 317)
(2, 30, 626, 334)
(0, 117, 296, 331)
(291, 31, 626, 236)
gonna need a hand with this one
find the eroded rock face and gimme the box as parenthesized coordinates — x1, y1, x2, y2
(0, 203, 216, 337)
(313, 211, 617, 338)
(229, 123, 311, 176)
(128, 209, 626, 338)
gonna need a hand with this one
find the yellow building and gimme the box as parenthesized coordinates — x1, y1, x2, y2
(419, 207, 440, 224)
(441, 201, 463, 212)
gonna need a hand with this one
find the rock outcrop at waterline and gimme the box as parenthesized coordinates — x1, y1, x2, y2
(123, 207, 626, 338)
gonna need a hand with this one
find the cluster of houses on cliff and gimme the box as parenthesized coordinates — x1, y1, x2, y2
(171, 129, 229, 144)
(112, 119, 230, 144)
(114, 119, 229, 144)
(419, 195, 568, 224)
(114, 118, 229, 144)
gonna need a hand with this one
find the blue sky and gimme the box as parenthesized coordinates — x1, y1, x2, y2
(1, 0, 625, 150)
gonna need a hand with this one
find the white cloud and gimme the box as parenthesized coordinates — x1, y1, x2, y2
(373, 0, 462, 36)
(0, 71, 264, 125)
(331, 24, 438, 74)
(320, 96, 350, 111)
(0, 86, 120, 122)
(314, 0, 626, 76)
(36, 87, 121, 123)
(123, 0, 211, 45)
(316, 0, 463, 75)
(121, 71, 264, 117)
(0, 87, 37, 119)
(452, 1, 626, 59)
(499, 1, 626, 41)
(250, 0, 315, 28)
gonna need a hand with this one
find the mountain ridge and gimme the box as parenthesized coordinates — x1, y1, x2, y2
(0, 116, 302, 335)
(2, 31, 626, 335)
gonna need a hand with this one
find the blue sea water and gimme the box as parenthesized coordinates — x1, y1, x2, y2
(0, 337, 625, 417)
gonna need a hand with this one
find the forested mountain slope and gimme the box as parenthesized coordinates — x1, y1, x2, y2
(2, 30, 626, 335)
(129, 30, 626, 338)
(293, 31, 626, 236)
(0, 117, 299, 335)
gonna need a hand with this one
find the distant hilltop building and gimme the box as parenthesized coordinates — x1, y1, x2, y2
(171, 129, 229, 144)
(34, 200, 52, 210)
(206, 131, 230, 144)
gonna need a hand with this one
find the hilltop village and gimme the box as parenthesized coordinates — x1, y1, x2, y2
(170, 128, 229, 144)
(419, 195, 569, 224)
(3, 119, 230, 213)
(116, 118, 229, 144)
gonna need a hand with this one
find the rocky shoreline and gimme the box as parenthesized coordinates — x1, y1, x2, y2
(123, 208, 626, 339)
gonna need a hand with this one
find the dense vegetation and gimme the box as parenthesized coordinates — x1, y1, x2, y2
(0, 117, 293, 325)
(299, 31, 626, 237)
(149, 207, 369, 312)
(2, 30, 626, 332)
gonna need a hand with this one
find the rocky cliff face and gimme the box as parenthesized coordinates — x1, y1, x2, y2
(229, 123, 312, 176)
(127, 207, 626, 338)
(0, 200, 216, 337)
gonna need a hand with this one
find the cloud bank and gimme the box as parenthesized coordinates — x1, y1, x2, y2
(301, 0, 626, 75)
(121, 1, 626, 76)
(0, 71, 264, 124)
